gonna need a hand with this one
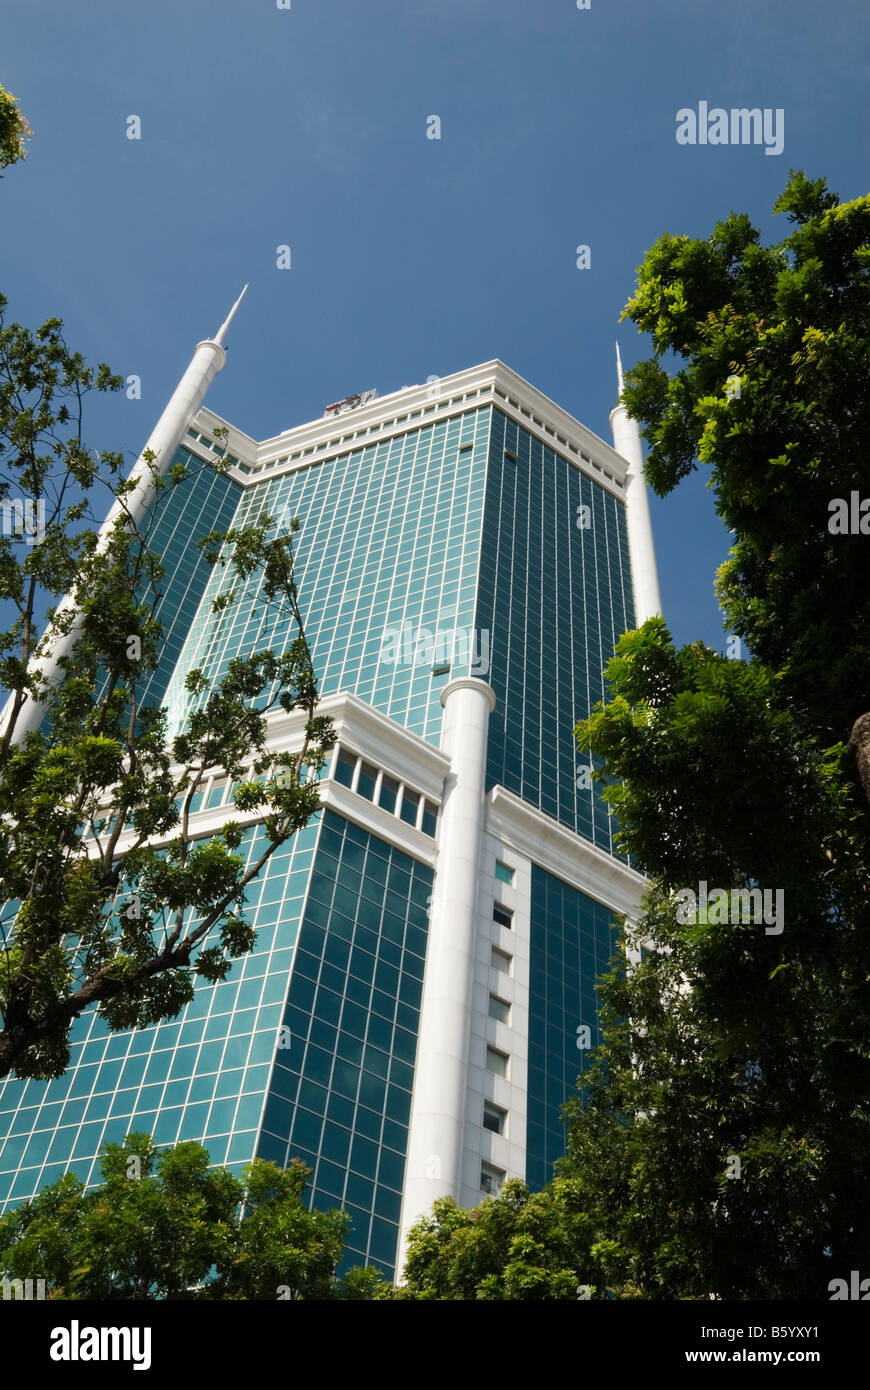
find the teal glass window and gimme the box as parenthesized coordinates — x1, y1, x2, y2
(357, 763, 378, 801)
(254, 810, 432, 1280)
(525, 865, 619, 1191)
(334, 748, 356, 788)
(378, 775, 399, 814)
(399, 789, 419, 828)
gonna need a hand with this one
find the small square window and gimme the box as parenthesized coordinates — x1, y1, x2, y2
(486, 1047, 508, 1079)
(480, 1162, 505, 1196)
(488, 995, 510, 1025)
(493, 903, 513, 930)
(491, 947, 512, 975)
(483, 1102, 506, 1135)
(504, 448, 517, 462)
(494, 861, 514, 885)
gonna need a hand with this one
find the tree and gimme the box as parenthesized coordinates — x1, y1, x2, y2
(0, 83, 31, 172)
(0, 1133, 369, 1299)
(563, 172, 870, 1298)
(618, 170, 870, 796)
(0, 298, 334, 1079)
(394, 1179, 636, 1300)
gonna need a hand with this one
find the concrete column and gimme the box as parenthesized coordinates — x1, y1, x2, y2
(398, 676, 496, 1268)
(610, 400, 662, 625)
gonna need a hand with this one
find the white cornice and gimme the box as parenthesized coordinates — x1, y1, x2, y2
(96, 690, 450, 860)
(486, 784, 648, 918)
(87, 690, 643, 909)
(191, 361, 628, 500)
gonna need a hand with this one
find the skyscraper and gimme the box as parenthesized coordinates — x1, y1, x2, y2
(0, 305, 659, 1281)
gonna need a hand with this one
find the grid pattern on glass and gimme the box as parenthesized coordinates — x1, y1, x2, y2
(525, 865, 620, 1192)
(256, 810, 433, 1280)
(127, 447, 241, 714)
(0, 819, 320, 1211)
(163, 412, 491, 745)
(475, 409, 634, 850)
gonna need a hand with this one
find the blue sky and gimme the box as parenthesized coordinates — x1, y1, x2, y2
(1, 0, 866, 651)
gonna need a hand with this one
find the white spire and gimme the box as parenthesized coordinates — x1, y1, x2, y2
(214, 284, 248, 347)
(610, 346, 662, 626)
(1, 302, 237, 744)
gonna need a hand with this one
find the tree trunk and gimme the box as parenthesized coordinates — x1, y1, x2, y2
(848, 711, 870, 804)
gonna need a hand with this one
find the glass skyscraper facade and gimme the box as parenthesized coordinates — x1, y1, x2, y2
(0, 357, 654, 1280)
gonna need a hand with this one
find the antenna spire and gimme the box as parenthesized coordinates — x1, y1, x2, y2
(214, 284, 248, 347)
(615, 341, 624, 397)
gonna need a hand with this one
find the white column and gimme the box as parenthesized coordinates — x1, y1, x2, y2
(610, 398, 662, 626)
(398, 676, 496, 1268)
(1, 329, 232, 743)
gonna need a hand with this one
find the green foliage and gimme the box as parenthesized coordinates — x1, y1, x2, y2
(0, 1134, 360, 1299)
(0, 84, 31, 172)
(561, 172, 870, 1298)
(0, 298, 333, 1079)
(619, 170, 870, 747)
(570, 617, 870, 1297)
(396, 1179, 633, 1300)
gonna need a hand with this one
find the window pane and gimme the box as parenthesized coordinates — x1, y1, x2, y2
(491, 947, 512, 974)
(483, 1102, 506, 1135)
(334, 748, 356, 788)
(488, 995, 510, 1025)
(378, 774, 399, 814)
(399, 789, 419, 827)
(486, 1047, 508, 1078)
(357, 762, 378, 801)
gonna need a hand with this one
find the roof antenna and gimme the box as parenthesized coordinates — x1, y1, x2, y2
(215, 284, 248, 347)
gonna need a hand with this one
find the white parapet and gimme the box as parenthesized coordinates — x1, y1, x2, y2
(397, 676, 496, 1270)
(609, 399, 662, 626)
